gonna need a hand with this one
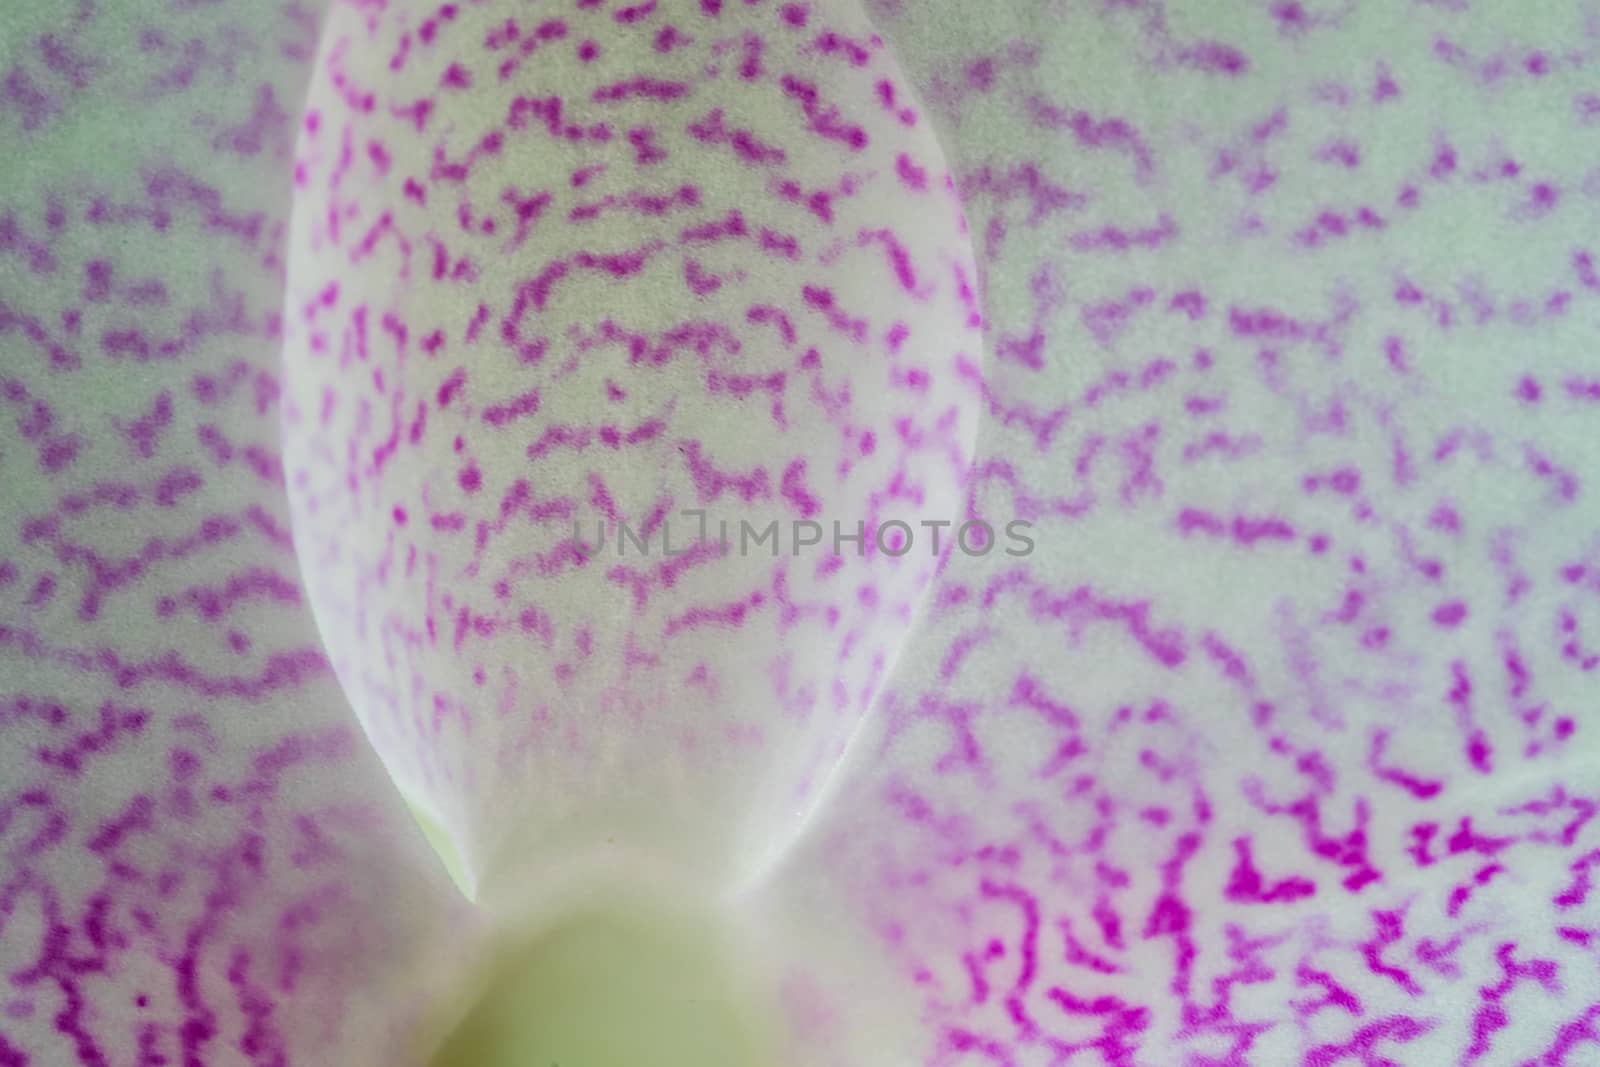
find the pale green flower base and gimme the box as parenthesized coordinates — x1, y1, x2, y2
(426, 907, 782, 1067)
(406, 799, 785, 1066)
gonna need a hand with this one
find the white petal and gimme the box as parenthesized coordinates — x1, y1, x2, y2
(279, 0, 983, 906)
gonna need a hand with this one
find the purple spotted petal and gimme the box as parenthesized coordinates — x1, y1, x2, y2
(741, 2, 1600, 1064)
(278, 0, 982, 899)
(5, 0, 1600, 1065)
(0, 2, 477, 1064)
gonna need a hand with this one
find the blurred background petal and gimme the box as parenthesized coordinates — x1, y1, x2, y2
(0, 2, 478, 1063)
(741, 1, 1600, 1063)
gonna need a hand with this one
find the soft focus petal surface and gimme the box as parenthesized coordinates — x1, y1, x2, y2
(7, 0, 1600, 1065)
(278, 0, 982, 900)
(0, 3, 478, 1063)
(741, 1, 1600, 1064)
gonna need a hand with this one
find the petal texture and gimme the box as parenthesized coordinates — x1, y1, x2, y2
(744, 1, 1600, 1064)
(0, 3, 475, 1063)
(278, 0, 982, 899)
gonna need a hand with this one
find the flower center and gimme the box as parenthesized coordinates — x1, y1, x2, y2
(426, 903, 782, 1067)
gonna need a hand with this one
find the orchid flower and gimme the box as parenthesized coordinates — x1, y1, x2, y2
(2, 0, 1598, 1064)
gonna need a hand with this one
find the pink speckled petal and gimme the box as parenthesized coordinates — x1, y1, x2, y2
(0, 3, 476, 1064)
(8, 0, 1600, 1063)
(737, 2, 1600, 1065)
(279, 0, 982, 901)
